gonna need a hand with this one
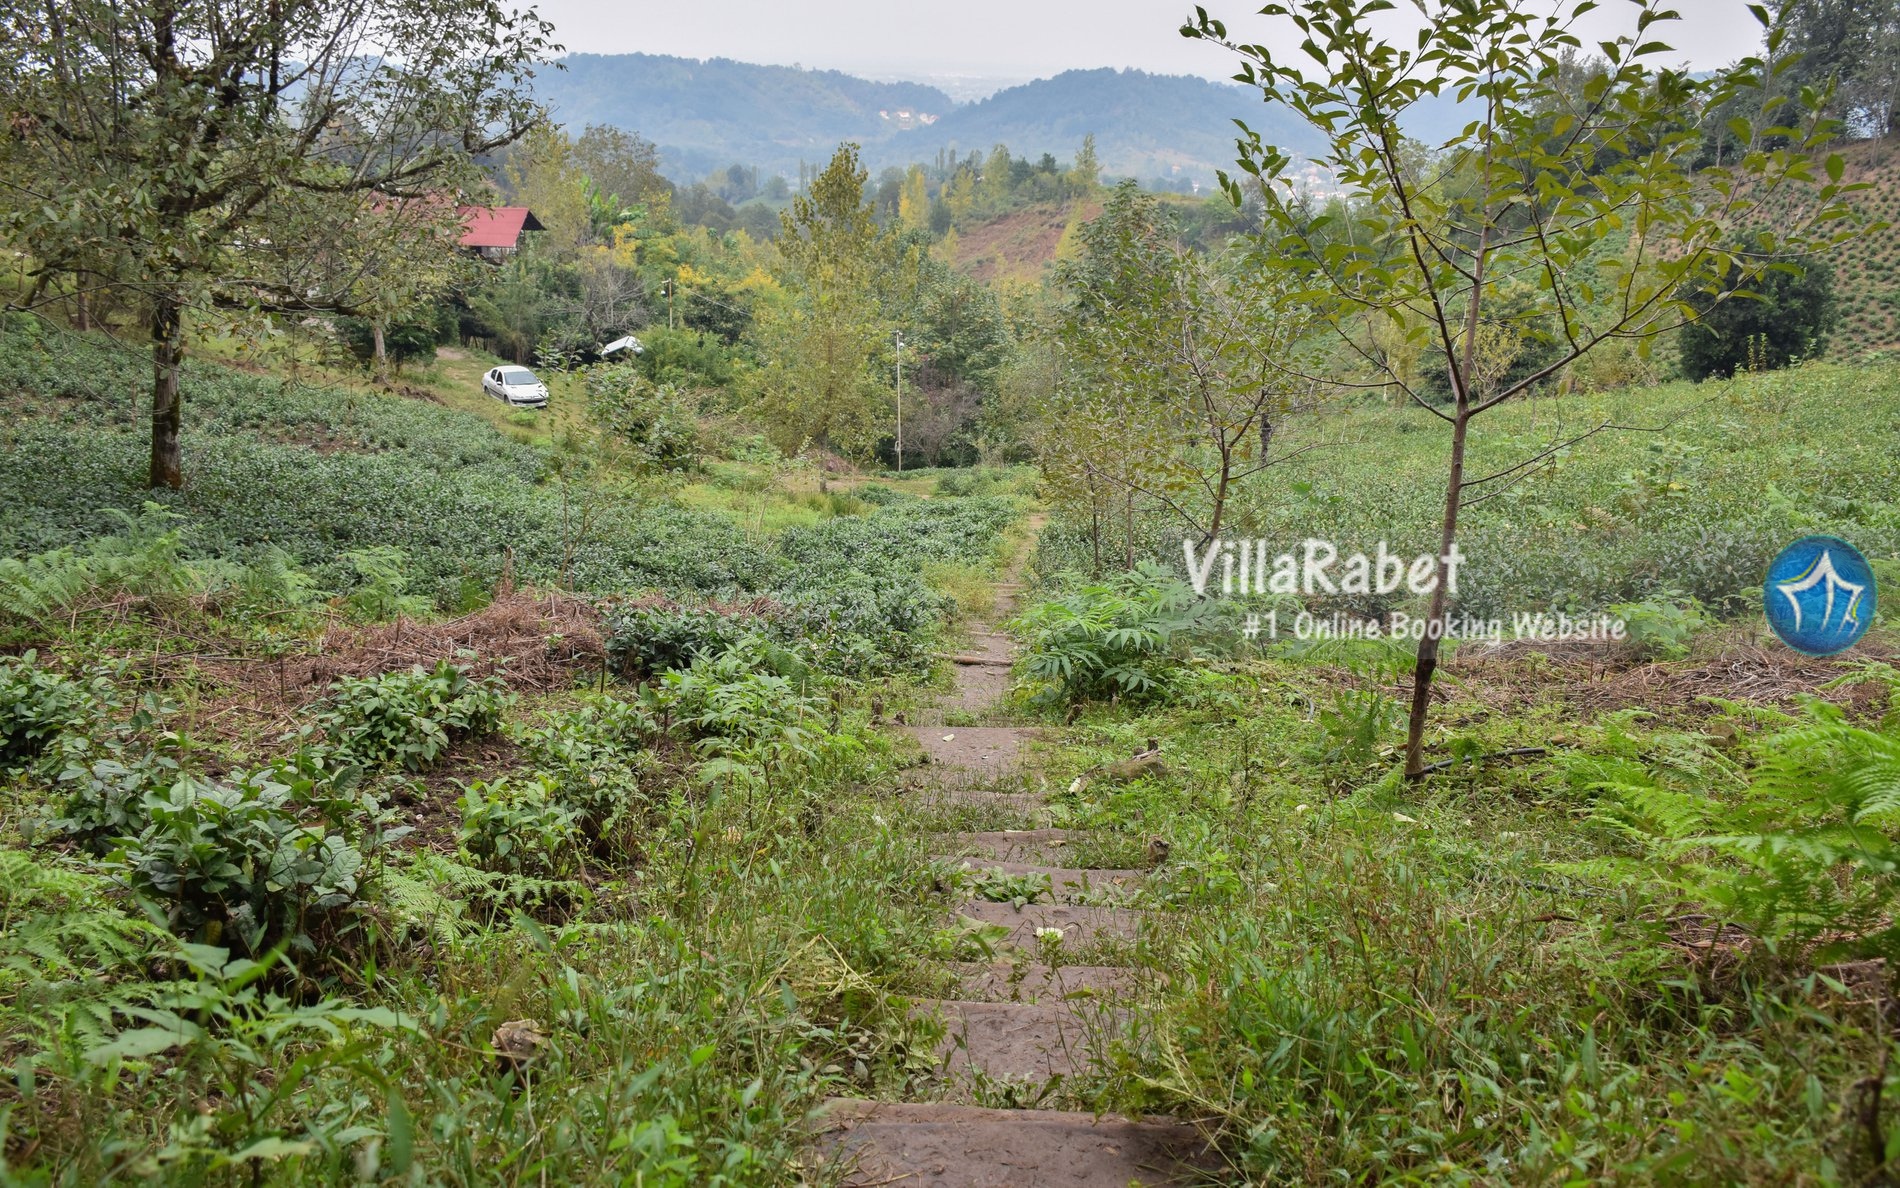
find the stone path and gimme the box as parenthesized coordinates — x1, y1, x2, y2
(810, 522, 1218, 1186)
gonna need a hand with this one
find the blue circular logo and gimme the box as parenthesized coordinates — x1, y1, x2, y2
(1763, 535, 1877, 656)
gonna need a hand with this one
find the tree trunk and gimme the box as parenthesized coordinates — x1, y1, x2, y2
(1403, 407, 1469, 780)
(73, 288, 91, 333)
(371, 316, 388, 384)
(148, 293, 186, 489)
(1122, 490, 1135, 570)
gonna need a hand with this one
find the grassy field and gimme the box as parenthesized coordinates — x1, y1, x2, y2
(5, 325, 1900, 1184)
(1037, 360, 1900, 623)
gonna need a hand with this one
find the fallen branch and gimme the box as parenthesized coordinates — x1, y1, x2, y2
(938, 653, 1013, 668)
(1414, 746, 1549, 777)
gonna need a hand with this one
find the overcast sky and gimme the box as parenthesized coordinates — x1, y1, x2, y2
(531, 0, 1769, 84)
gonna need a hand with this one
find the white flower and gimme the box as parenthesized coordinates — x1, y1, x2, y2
(1034, 927, 1065, 945)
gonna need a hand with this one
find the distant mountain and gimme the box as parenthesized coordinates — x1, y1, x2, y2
(535, 54, 957, 180)
(531, 54, 1326, 185)
(904, 68, 1324, 183)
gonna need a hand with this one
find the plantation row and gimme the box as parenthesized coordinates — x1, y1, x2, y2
(0, 418, 1023, 1178)
(1033, 361, 1900, 621)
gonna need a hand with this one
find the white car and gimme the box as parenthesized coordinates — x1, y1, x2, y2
(483, 365, 549, 408)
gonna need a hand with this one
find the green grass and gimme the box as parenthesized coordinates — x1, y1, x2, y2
(1014, 651, 1898, 1182)
(1037, 360, 1900, 619)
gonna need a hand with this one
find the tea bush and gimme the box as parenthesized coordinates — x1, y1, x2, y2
(109, 772, 370, 958)
(513, 699, 656, 842)
(0, 651, 103, 769)
(649, 640, 821, 750)
(317, 662, 513, 770)
(603, 601, 758, 677)
(1036, 363, 1900, 620)
(0, 326, 776, 603)
(456, 774, 583, 878)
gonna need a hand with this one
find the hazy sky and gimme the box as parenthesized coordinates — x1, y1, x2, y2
(532, 0, 1768, 83)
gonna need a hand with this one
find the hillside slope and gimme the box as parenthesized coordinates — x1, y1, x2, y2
(895, 68, 1324, 183)
(531, 55, 1323, 185)
(1834, 135, 1900, 357)
(535, 54, 955, 180)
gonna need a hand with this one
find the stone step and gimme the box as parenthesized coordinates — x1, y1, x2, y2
(903, 726, 1038, 775)
(910, 789, 1050, 816)
(951, 961, 1139, 1003)
(938, 858, 1144, 903)
(959, 901, 1144, 949)
(811, 1100, 1216, 1188)
(923, 998, 1114, 1085)
(934, 828, 1086, 864)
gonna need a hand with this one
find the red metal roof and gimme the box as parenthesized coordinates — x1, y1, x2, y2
(458, 206, 544, 249)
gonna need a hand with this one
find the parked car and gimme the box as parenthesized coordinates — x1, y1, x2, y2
(483, 365, 549, 408)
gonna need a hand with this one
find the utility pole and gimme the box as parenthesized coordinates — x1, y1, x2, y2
(894, 329, 905, 474)
(665, 278, 675, 330)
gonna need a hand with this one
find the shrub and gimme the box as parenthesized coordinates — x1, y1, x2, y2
(584, 368, 705, 472)
(514, 699, 656, 841)
(456, 775, 583, 878)
(1679, 255, 1837, 380)
(318, 661, 513, 770)
(48, 721, 185, 852)
(109, 773, 369, 957)
(604, 601, 753, 678)
(1012, 563, 1212, 708)
(0, 651, 102, 769)
(1566, 671, 1900, 963)
(1608, 591, 1711, 660)
(648, 638, 821, 751)
(780, 580, 943, 674)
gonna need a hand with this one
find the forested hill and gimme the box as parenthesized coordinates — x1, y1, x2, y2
(918, 68, 1324, 182)
(531, 54, 1326, 184)
(536, 54, 956, 180)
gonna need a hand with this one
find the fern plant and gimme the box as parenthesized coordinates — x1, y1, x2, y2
(0, 502, 198, 627)
(0, 850, 188, 1069)
(1010, 563, 1211, 708)
(1566, 672, 1900, 963)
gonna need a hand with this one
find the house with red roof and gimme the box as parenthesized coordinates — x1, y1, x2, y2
(458, 206, 544, 258)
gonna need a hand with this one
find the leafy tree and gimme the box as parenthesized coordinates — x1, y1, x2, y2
(747, 144, 894, 458)
(1187, 0, 1866, 780)
(1780, 0, 1900, 138)
(899, 166, 932, 234)
(0, 0, 554, 488)
(1068, 135, 1103, 194)
(1680, 254, 1838, 379)
(1040, 182, 1318, 553)
(571, 125, 674, 222)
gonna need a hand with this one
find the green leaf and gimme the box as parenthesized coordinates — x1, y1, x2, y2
(385, 1087, 415, 1174)
(86, 1024, 200, 1064)
(223, 1137, 316, 1163)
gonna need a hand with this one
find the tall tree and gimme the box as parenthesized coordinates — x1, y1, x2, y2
(571, 124, 673, 222)
(898, 166, 932, 234)
(1781, 0, 1900, 138)
(748, 144, 893, 458)
(1187, 0, 1865, 780)
(1042, 182, 1319, 552)
(1068, 135, 1102, 195)
(0, 0, 554, 488)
